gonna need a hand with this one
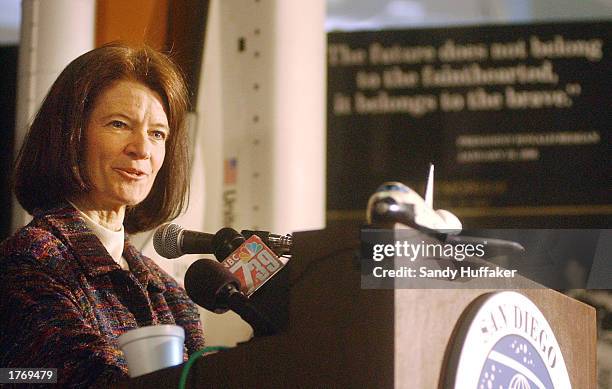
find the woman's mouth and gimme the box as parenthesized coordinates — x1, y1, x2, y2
(114, 168, 148, 180)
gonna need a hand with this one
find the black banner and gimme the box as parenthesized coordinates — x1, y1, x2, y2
(327, 21, 611, 227)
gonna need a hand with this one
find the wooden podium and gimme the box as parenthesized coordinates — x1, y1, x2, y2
(117, 226, 596, 388)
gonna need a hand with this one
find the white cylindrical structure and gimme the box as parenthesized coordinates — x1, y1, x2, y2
(215, 0, 326, 234)
(271, 1, 327, 233)
(12, 0, 95, 232)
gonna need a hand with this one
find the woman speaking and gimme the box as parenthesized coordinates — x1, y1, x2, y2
(0, 43, 204, 387)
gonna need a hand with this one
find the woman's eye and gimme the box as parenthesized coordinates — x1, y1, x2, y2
(152, 130, 167, 140)
(110, 120, 126, 129)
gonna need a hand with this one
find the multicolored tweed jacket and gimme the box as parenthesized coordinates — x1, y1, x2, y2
(0, 204, 205, 387)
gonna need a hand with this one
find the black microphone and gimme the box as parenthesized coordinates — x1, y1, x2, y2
(153, 223, 214, 259)
(212, 227, 246, 261)
(184, 258, 241, 313)
(184, 259, 277, 336)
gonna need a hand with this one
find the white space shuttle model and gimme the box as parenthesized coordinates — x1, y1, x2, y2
(366, 165, 462, 235)
(367, 165, 525, 255)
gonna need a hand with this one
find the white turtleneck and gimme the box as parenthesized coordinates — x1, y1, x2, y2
(69, 202, 129, 270)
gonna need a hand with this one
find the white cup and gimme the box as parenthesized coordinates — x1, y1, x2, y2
(117, 324, 185, 377)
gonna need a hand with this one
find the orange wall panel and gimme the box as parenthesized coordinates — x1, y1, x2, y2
(95, 0, 169, 50)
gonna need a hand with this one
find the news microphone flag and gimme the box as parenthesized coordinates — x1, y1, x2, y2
(220, 234, 285, 296)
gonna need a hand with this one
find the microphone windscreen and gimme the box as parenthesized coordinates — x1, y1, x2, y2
(184, 259, 241, 312)
(154, 223, 182, 259)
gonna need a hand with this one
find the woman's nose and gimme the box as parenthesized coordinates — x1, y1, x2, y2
(124, 131, 152, 159)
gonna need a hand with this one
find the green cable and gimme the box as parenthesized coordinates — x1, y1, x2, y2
(178, 346, 229, 389)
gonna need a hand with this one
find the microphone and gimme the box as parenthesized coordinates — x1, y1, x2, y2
(241, 230, 293, 256)
(212, 227, 246, 261)
(212, 228, 286, 296)
(153, 223, 214, 259)
(184, 258, 241, 313)
(184, 259, 277, 336)
(153, 224, 293, 259)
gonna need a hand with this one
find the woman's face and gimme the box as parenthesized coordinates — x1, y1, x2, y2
(81, 79, 169, 212)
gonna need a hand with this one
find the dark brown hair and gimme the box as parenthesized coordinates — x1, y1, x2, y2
(13, 42, 190, 233)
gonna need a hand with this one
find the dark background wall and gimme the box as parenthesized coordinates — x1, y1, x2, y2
(0, 46, 17, 240)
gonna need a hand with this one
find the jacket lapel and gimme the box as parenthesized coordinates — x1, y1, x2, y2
(123, 241, 166, 293)
(42, 204, 121, 278)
